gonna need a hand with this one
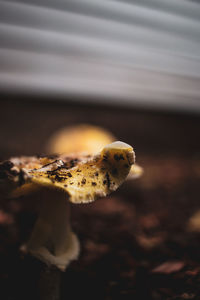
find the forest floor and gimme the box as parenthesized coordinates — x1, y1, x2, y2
(0, 99, 200, 300)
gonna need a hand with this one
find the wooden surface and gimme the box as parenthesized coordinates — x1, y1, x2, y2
(0, 99, 200, 299)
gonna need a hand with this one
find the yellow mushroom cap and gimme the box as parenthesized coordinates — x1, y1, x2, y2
(0, 141, 135, 204)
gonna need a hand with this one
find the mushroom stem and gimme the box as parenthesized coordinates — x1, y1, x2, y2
(27, 189, 79, 271)
(39, 265, 61, 300)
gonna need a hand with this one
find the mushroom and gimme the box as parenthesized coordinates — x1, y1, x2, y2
(47, 124, 143, 180)
(0, 141, 135, 272)
(46, 124, 115, 155)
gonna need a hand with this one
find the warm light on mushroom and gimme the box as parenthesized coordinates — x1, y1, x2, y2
(0, 141, 135, 271)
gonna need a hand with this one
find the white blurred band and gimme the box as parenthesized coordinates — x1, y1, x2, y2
(0, 0, 200, 111)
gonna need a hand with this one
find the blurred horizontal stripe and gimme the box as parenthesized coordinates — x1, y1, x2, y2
(0, 0, 200, 111)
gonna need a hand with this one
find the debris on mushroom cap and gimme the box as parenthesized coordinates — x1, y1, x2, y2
(47, 124, 115, 155)
(46, 124, 143, 180)
(0, 141, 135, 204)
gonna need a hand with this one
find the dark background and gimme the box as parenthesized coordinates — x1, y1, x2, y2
(0, 98, 200, 299)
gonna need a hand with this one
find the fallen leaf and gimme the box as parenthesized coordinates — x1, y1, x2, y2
(152, 261, 185, 274)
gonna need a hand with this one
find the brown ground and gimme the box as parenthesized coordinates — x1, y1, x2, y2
(0, 99, 200, 300)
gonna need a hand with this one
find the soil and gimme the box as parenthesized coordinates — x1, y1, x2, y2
(0, 99, 200, 300)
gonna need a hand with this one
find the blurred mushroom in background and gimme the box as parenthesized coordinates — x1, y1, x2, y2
(46, 124, 143, 180)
